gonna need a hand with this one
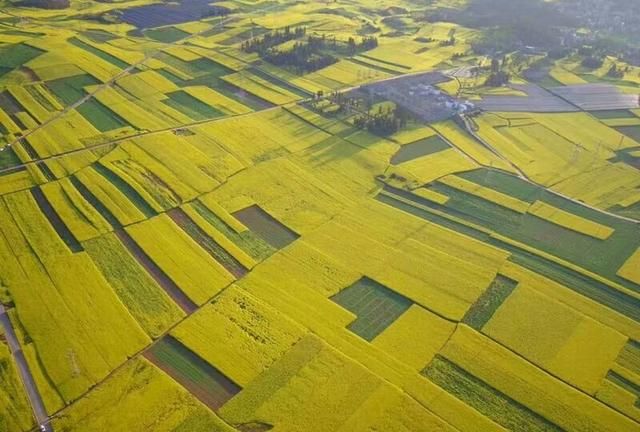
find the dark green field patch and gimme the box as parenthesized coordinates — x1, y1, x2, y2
(232, 204, 299, 250)
(144, 26, 191, 43)
(76, 98, 128, 132)
(163, 90, 224, 121)
(0, 147, 21, 172)
(423, 356, 562, 432)
(0, 43, 43, 69)
(47, 74, 100, 105)
(144, 336, 242, 410)
(592, 110, 637, 120)
(390, 135, 450, 165)
(0, 90, 24, 115)
(191, 200, 274, 261)
(69, 38, 129, 69)
(616, 126, 640, 142)
(82, 30, 118, 43)
(462, 275, 518, 330)
(168, 207, 247, 278)
(331, 277, 412, 341)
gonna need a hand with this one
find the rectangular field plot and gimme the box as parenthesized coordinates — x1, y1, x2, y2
(476, 84, 577, 112)
(423, 356, 562, 432)
(232, 204, 299, 250)
(144, 336, 241, 411)
(617, 247, 640, 286)
(331, 277, 412, 341)
(162, 90, 224, 121)
(0, 43, 43, 70)
(549, 84, 640, 111)
(462, 275, 518, 330)
(0, 90, 24, 115)
(76, 99, 128, 132)
(46, 74, 100, 106)
(592, 110, 638, 120)
(168, 207, 248, 278)
(144, 27, 191, 43)
(0, 147, 21, 172)
(390, 135, 450, 165)
(616, 125, 640, 142)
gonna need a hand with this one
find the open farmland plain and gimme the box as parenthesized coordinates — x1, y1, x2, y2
(0, 0, 639, 431)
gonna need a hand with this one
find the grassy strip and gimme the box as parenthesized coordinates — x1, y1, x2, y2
(462, 275, 518, 330)
(423, 356, 562, 432)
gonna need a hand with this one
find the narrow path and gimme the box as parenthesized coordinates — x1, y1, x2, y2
(0, 305, 52, 432)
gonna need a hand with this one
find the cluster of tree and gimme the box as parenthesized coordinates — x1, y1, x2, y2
(581, 56, 604, 69)
(485, 57, 510, 86)
(353, 105, 411, 136)
(439, 35, 456, 46)
(244, 29, 378, 74)
(241, 26, 307, 54)
(606, 64, 628, 78)
(263, 43, 338, 75)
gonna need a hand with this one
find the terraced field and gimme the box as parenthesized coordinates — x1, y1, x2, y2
(0, 0, 639, 431)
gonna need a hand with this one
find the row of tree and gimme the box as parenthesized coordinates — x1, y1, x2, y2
(353, 105, 411, 136)
(241, 26, 307, 54)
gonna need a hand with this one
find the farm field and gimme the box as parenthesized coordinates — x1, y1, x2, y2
(0, 0, 639, 431)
